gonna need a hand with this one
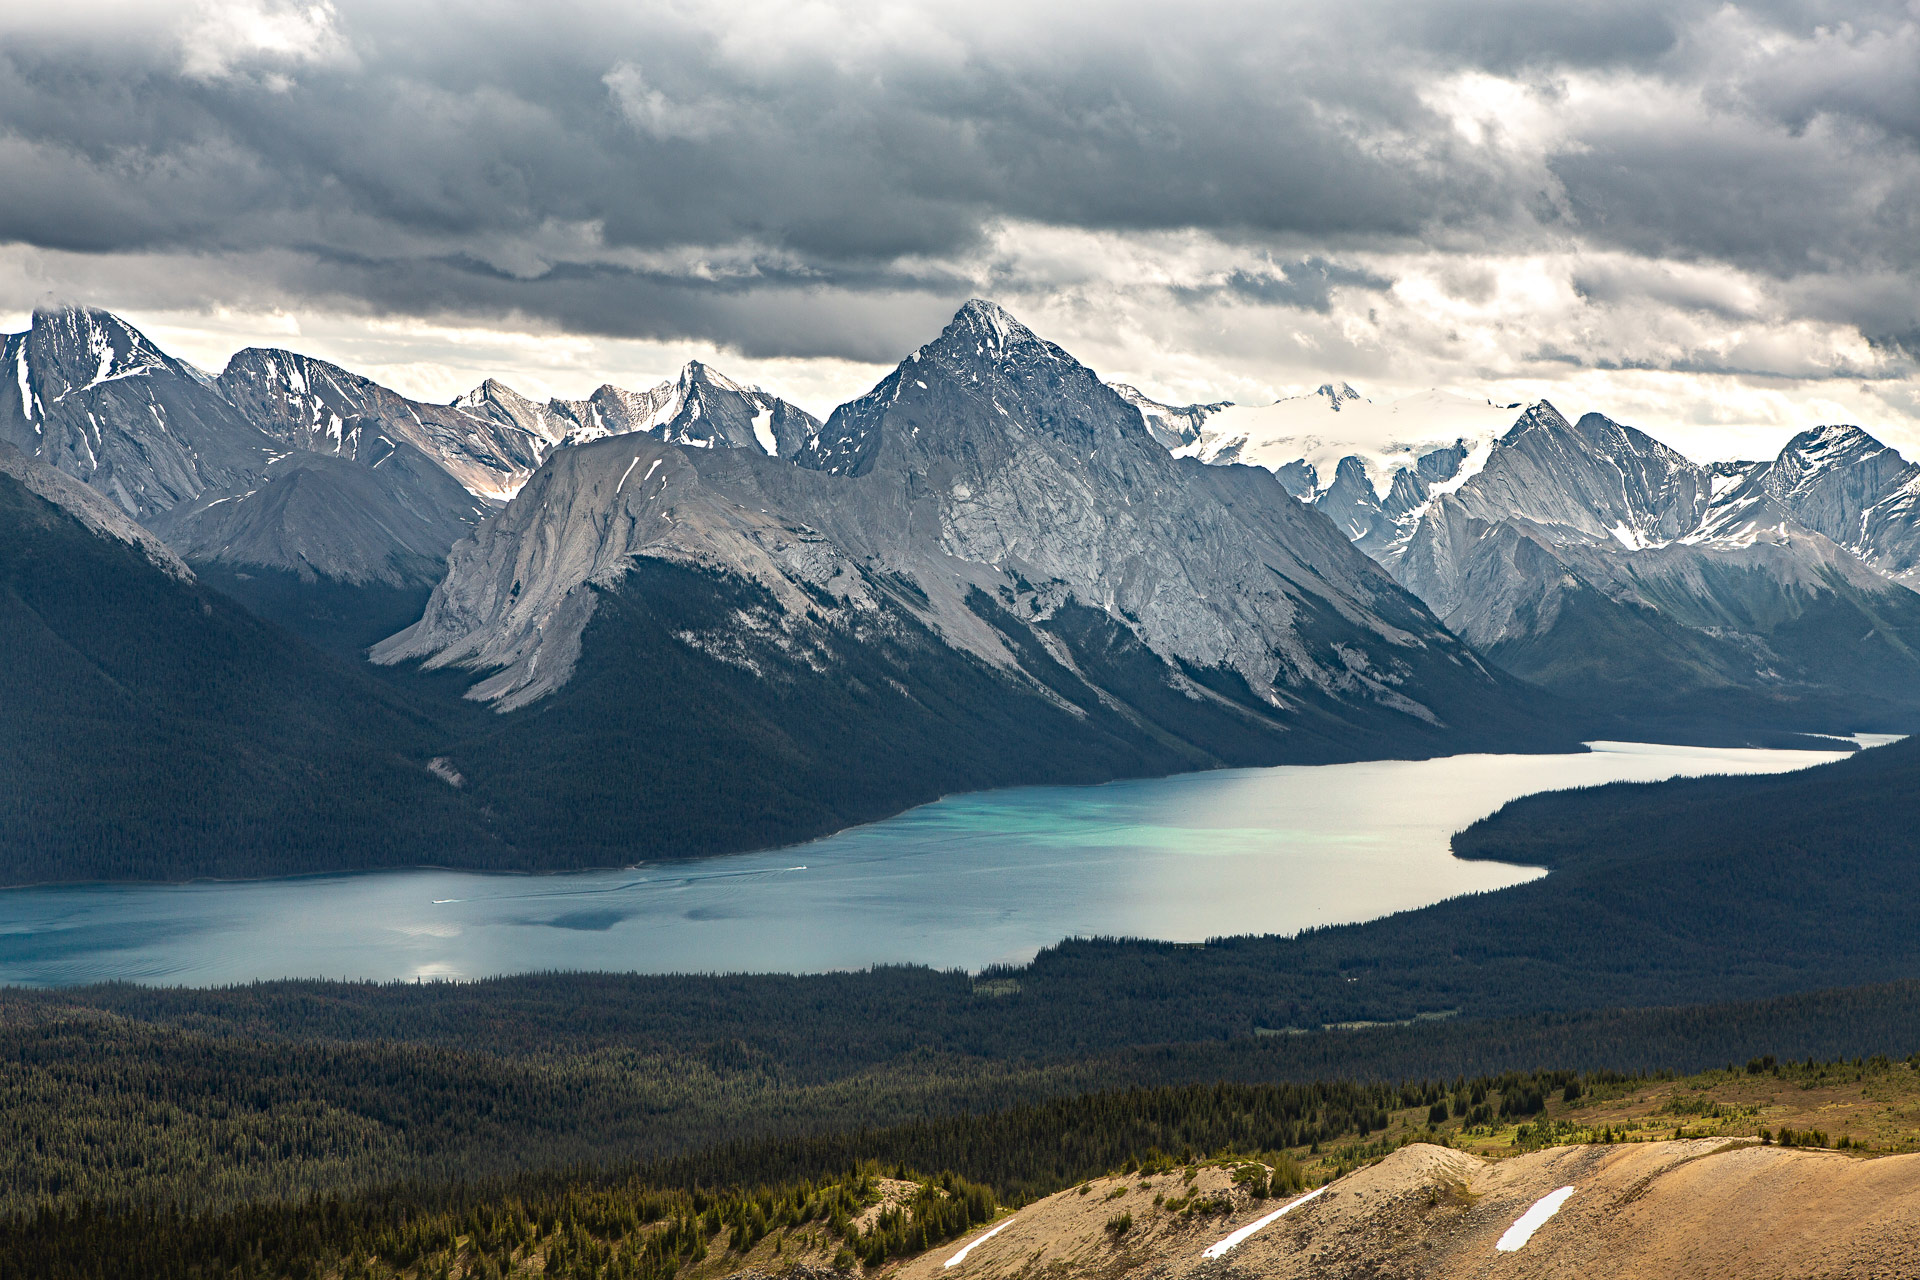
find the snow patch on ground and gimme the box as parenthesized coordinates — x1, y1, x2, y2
(1200, 1185, 1330, 1258)
(942, 1217, 1016, 1268)
(1496, 1186, 1575, 1252)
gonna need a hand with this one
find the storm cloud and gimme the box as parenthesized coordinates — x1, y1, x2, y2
(1, 0, 1917, 453)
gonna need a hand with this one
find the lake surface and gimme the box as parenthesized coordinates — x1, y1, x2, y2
(0, 739, 1882, 987)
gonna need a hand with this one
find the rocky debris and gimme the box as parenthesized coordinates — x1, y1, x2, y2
(893, 1140, 1920, 1280)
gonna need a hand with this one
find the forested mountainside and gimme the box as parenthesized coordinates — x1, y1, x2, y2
(0, 442, 511, 883)
(6, 972, 1920, 1216)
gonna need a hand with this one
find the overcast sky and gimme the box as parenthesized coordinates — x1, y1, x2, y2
(2, 0, 1917, 460)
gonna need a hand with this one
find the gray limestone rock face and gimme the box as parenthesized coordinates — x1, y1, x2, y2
(1383, 402, 1920, 717)
(149, 445, 488, 588)
(220, 350, 554, 502)
(380, 300, 1507, 736)
(1759, 424, 1911, 543)
(549, 361, 823, 458)
(0, 308, 280, 520)
(0, 438, 191, 581)
(1741, 424, 1920, 588)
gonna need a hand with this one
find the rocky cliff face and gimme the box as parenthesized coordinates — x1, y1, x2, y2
(34, 326, 819, 593)
(1746, 423, 1920, 587)
(0, 307, 280, 519)
(1384, 404, 1920, 728)
(149, 445, 489, 588)
(549, 361, 822, 457)
(220, 350, 556, 503)
(380, 301, 1539, 760)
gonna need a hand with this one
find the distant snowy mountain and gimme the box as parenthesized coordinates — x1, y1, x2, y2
(548, 361, 822, 456)
(1106, 383, 1232, 451)
(1115, 380, 1523, 558)
(1384, 403, 1920, 731)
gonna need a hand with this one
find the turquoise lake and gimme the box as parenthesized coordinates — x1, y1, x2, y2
(0, 739, 1880, 986)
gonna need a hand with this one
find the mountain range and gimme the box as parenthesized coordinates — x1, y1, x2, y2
(1124, 381, 1920, 735)
(0, 301, 1567, 881)
(6, 298, 1920, 880)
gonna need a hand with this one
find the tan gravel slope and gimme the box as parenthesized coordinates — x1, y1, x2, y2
(903, 1140, 1920, 1280)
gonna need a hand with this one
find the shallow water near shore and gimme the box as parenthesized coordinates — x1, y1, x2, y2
(0, 739, 1879, 986)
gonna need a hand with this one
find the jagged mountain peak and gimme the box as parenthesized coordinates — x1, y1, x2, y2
(948, 297, 1034, 344)
(1314, 382, 1365, 409)
(25, 304, 173, 397)
(921, 299, 1060, 367)
(547, 361, 820, 457)
(675, 358, 758, 400)
(1, 303, 278, 517)
(455, 377, 540, 413)
(1772, 423, 1902, 478)
(801, 302, 1094, 476)
(1503, 399, 1573, 439)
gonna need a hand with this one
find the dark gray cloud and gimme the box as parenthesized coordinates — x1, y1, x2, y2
(1172, 260, 1395, 312)
(0, 0, 1917, 372)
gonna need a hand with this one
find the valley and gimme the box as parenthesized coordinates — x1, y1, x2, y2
(9, 8, 1920, 1276)
(5, 299, 1920, 1280)
(12, 299, 1920, 886)
(0, 739, 1853, 984)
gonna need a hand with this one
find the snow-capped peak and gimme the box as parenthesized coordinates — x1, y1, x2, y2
(31, 305, 169, 399)
(943, 299, 1041, 357)
(1313, 382, 1365, 411)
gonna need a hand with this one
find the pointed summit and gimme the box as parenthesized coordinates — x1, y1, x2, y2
(1313, 382, 1364, 411)
(546, 361, 820, 457)
(924, 299, 1053, 365)
(27, 304, 170, 397)
(1, 304, 276, 517)
(1502, 400, 1573, 440)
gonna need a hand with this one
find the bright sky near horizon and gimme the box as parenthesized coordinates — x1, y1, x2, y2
(3, 1, 1918, 463)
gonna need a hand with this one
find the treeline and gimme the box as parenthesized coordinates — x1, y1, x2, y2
(24, 961, 1920, 1088)
(6, 979, 1920, 1215)
(0, 1070, 1609, 1280)
(0, 1166, 994, 1280)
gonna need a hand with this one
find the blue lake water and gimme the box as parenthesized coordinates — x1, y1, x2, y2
(0, 739, 1878, 987)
